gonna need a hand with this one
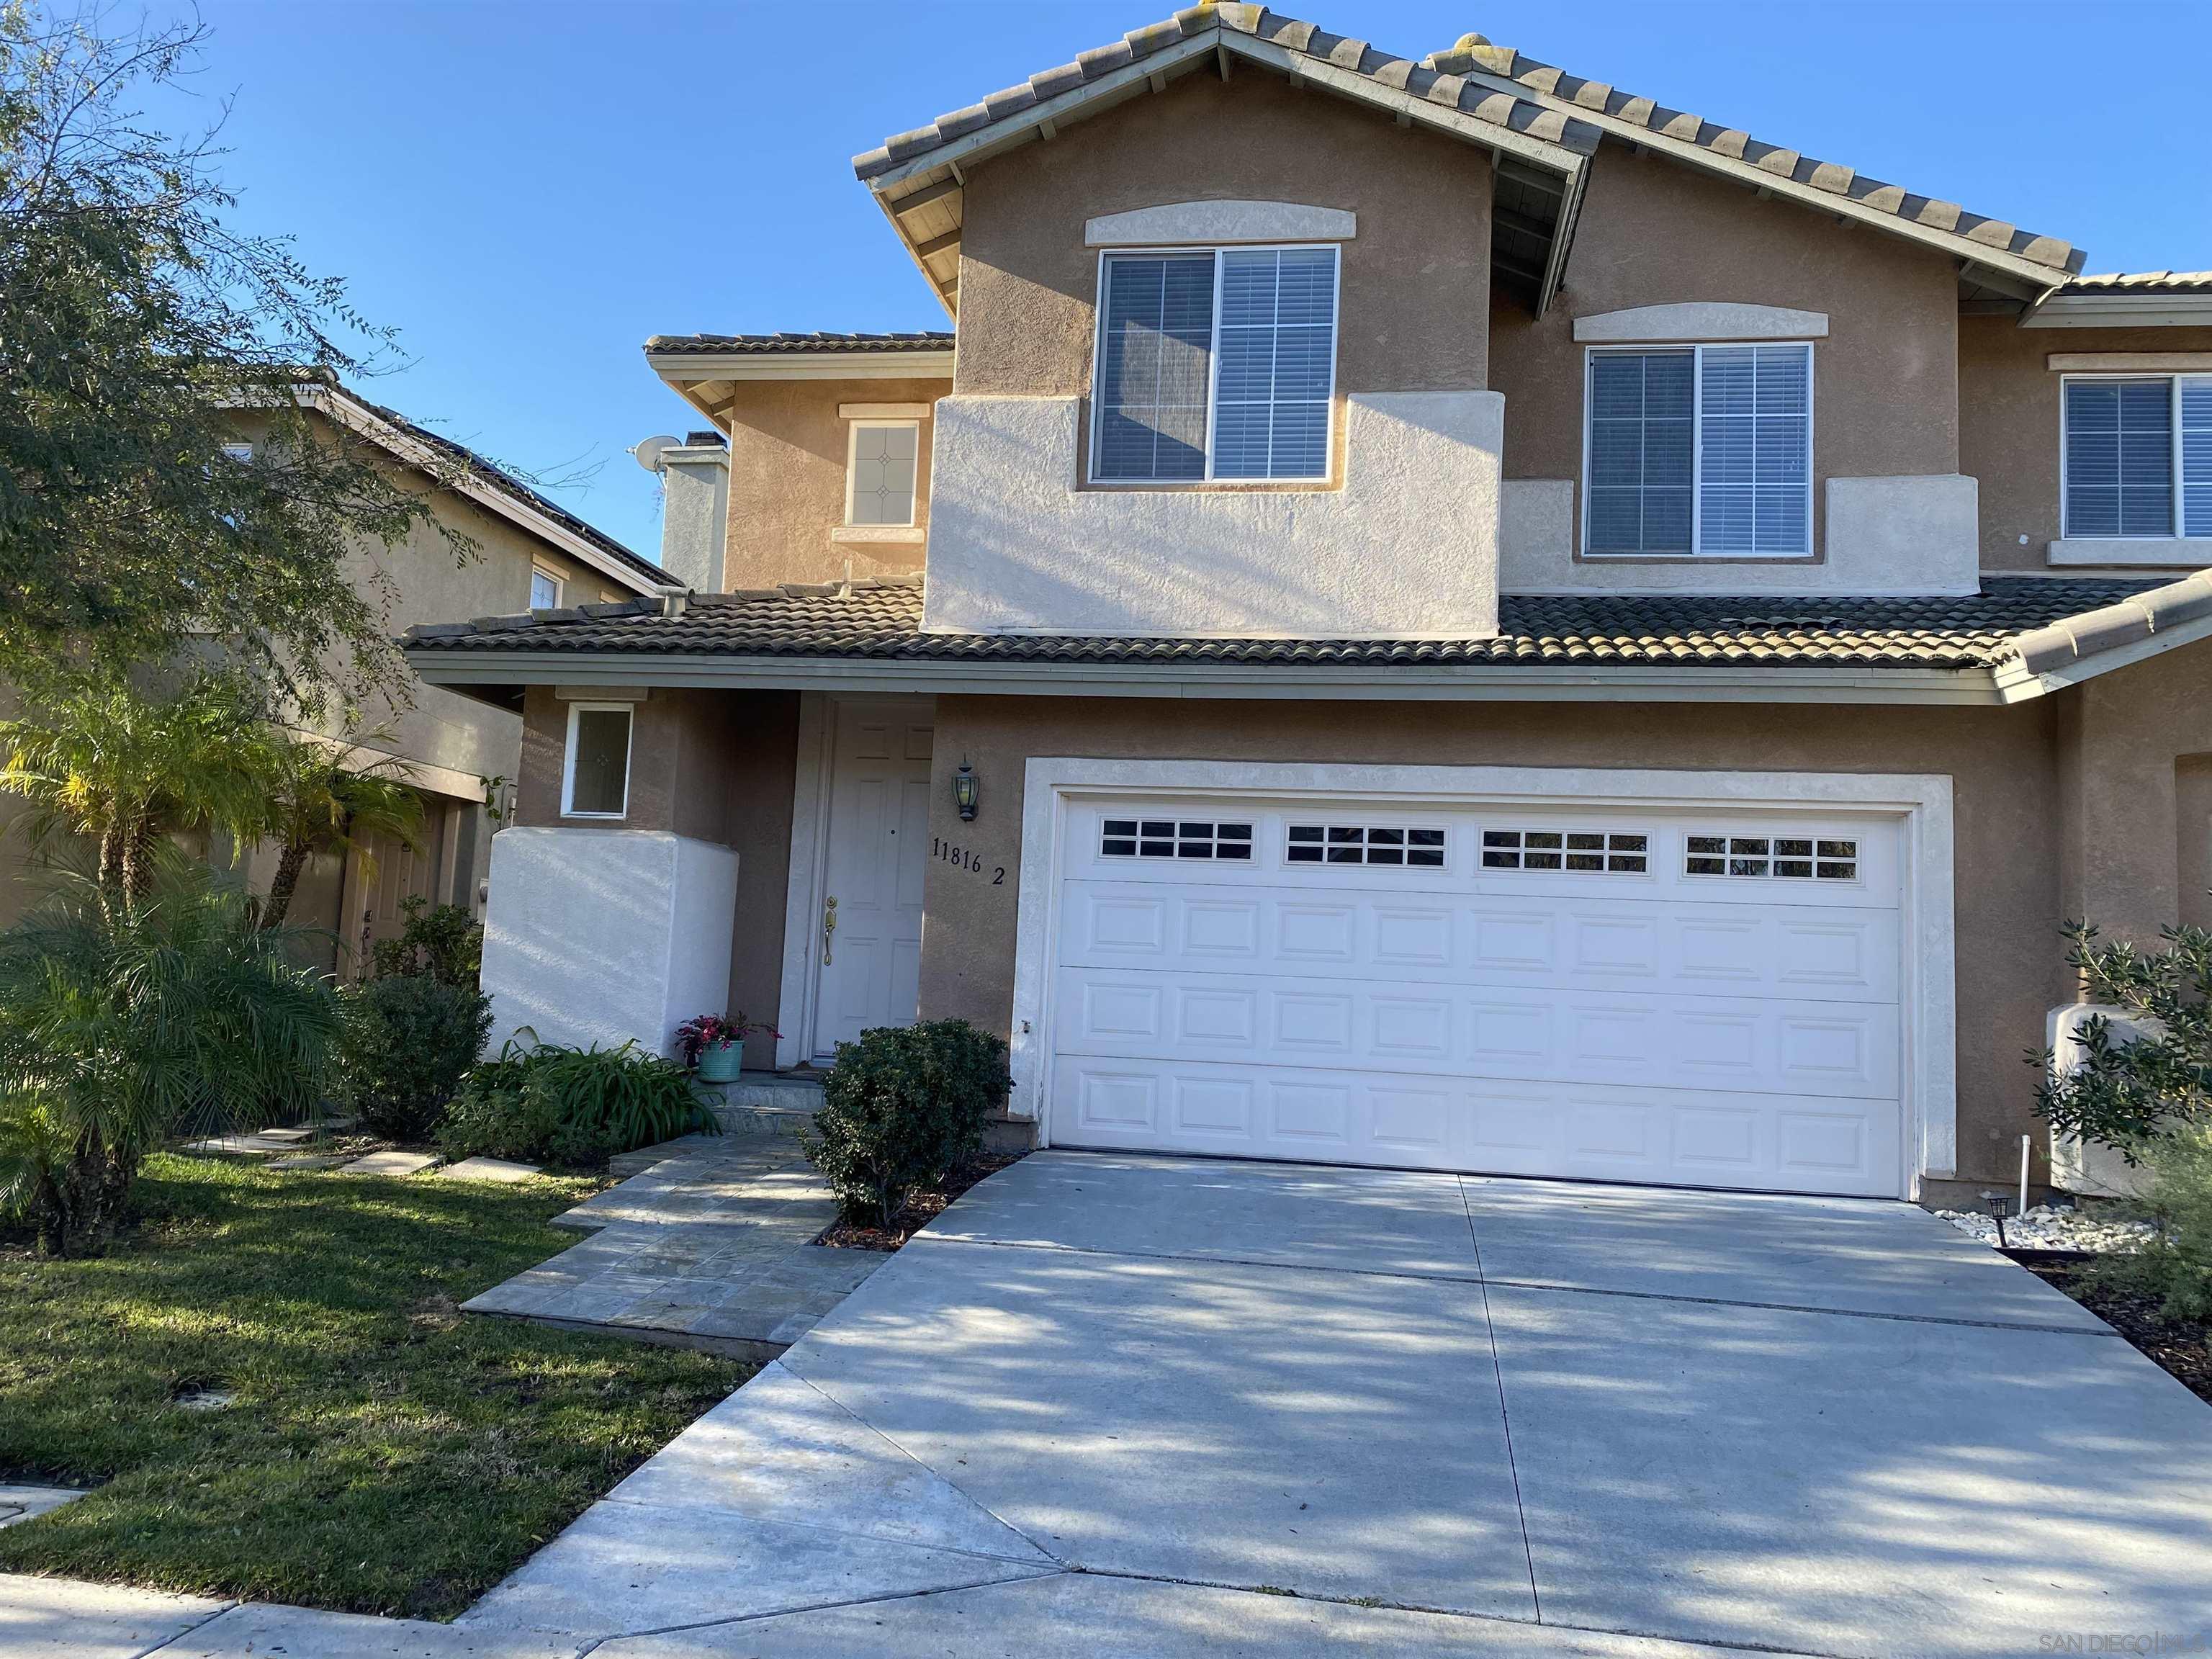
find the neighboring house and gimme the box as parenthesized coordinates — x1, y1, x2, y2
(0, 382, 676, 965)
(406, 7, 2212, 1206)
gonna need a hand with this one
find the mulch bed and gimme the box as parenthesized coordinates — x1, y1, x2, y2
(2025, 1258, 2212, 1407)
(815, 1152, 1028, 1252)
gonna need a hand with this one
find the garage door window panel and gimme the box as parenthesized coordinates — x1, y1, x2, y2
(1287, 824, 1444, 867)
(1686, 835, 1858, 881)
(1102, 817, 1252, 861)
(1482, 829, 1649, 873)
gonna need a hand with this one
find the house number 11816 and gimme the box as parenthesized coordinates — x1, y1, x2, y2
(932, 837, 1005, 884)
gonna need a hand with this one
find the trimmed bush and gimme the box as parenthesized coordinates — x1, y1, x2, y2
(369, 896, 483, 989)
(801, 1019, 1010, 1227)
(437, 1038, 718, 1168)
(336, 975, 492, 1141)
(2089, 1124, 2212, 1322)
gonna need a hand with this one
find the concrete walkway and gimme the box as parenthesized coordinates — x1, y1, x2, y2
(459, 1151, 2212, 1658)
(460, 1094, 883, 1360)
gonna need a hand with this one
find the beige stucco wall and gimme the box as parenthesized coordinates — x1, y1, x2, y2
(1960, 316, 2212, 573)
(1491, 144, 1959, 566)
(954, 68, 1493, 401)
(721, 379, 948, 592)
(912, 692, 2068, 1187)
(2054, 642, 2212, 944)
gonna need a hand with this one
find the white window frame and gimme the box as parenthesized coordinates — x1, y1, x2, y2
(560, 701, 633, 821)
(529, 566, 564, 610)
(1087, 243, 1341, 487)
(2058, 372, 2212, 539)
(843, 418, 922, 528)
(1580, 341, 1817, 559)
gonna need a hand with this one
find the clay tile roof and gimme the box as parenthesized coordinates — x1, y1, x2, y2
(2057, 270, 2212, 295)
(1421, 31, 2082, 278)
(401, 577, 2180, 674)
(850, 5, 1601, 183)
(643, 331, 956, 356)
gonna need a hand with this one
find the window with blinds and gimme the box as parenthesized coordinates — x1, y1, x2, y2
(1585, 343, 1813, 557)
(2062, 376, 2212, 539)
(1092, 246, 1339, 483)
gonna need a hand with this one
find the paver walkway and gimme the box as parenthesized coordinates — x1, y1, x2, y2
(460, 1105, 884, 1360)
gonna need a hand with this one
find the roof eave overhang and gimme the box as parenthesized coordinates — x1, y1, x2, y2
(405, 648, 2009, 706)
(297, 387, 675, 598)
(1446, 63, 2080, 298)
(644, 348, 958, 436)
(2020, 294, 2212, 330)
(862, 24, 1593, 318)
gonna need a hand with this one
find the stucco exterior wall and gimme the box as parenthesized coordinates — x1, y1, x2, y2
(912, 692, 2068, 1187)
(2054, 641, 2212, 943)
(721, 378, 949, 592)
(518, 685, 799, 1068)
(1960, 316, 2212, 574)
(1489, 144, 1959, 570)
(953, 68, 1493, 400)
(922, 391, 1503, 638)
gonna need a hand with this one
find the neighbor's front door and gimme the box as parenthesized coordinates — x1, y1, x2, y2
(811, 701, 932, 1058)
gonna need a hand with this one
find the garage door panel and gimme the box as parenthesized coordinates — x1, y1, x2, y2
(1048, 797, 1908, 1197)
(1050, 1053, 1898, 1195)
(1056, 966, 1899, 1102)
(1058, 881, 1899, 1002)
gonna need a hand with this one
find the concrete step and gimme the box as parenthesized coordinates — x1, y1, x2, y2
(709, 1071, 824, 1110)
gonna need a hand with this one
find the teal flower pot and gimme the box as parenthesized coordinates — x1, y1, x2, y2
(696, 1041, 741, 1084)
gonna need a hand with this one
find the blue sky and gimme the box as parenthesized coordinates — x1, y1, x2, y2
(157, 0, 2211, 562)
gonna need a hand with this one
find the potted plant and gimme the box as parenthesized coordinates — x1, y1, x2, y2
(674, 1012, 776, 1084)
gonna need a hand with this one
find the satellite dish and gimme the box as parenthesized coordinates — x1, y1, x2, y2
(631, 434, 681, 473)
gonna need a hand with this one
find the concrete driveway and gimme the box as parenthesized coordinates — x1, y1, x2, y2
(461, 1151, 2212, 1658)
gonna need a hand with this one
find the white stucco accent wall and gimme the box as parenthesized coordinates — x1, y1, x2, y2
(922, 392, 1503, 639)
(480, 827, 738, 1059)
(1499, 475, 1979, 596)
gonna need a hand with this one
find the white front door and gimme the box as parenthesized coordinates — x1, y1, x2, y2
(1044, 795, 1907, 1197)
(811, 701, 932, 1059)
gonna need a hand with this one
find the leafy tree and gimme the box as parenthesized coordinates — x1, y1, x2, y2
(0, 870, 338, 1254)
(246, 732, 424, 929)
(0, 3, 466, 710)
(0, 670, 270, 899)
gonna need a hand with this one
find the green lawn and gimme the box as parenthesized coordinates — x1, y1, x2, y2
(0, 1154, 751, 1619)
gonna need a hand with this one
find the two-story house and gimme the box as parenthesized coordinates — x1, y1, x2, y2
(406, 6, 2212, 1206)
(1, 381, 678, 961)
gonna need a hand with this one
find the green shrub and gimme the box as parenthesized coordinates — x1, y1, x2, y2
(369, 896, 483, 989)
(2087, 1124, 2212, 1323)
(337, 976, 492, 1141)
(436, 1038, 717, 1168)
(801, 1019, 1010, 1227)
(2036, 920, 2212, 1154)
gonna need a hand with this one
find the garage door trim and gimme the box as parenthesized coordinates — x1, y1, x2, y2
(1007, 760, 1956, 1198)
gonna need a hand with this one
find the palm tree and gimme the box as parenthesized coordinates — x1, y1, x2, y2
(248, 734, 426, 930)
(0, 871, 340, 1254)
(0, 673, 271, 900)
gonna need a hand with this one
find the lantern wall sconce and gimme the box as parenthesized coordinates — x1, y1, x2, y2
(952, 760, 980, 822)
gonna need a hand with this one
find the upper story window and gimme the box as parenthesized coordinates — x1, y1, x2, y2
(529, 567, 562, 610)
(562, 703, 632, 819)
(847, 420, 920, 526)
(1092, 246, 1339, 485)
(1586, 343, 1813, 558)
(2062, 376, 2212, 539)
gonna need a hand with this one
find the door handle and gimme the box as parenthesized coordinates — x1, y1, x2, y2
(822, 895, 837, 966)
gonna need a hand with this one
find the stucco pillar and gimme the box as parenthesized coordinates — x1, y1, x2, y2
(480, 826, 739, 1059)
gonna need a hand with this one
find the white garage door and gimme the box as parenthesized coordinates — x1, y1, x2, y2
(1045, 796, 1905, 1197)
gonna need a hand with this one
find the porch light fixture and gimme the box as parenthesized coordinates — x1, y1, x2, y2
(952, 760, 979, 822)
